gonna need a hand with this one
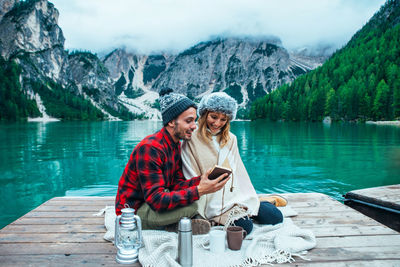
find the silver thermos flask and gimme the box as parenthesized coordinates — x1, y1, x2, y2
(178, 217, 193, 267)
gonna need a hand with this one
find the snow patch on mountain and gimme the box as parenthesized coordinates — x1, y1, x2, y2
(27, 91, 60, 122)
(119, 90, 160, 120)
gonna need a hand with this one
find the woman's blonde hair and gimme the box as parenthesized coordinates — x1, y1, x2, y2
(197, 110, 231, 147)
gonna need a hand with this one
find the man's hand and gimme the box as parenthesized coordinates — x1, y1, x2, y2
(197, 168, 231, 196)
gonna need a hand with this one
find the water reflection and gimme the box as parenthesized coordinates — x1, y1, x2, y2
(231, 121, 400, 199)
(0, 121, 163, 229)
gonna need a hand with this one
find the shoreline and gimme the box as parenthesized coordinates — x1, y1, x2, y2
(365, 120, 400, 126)
(17, 118, 400, 125)
(28, 117, 60, 122)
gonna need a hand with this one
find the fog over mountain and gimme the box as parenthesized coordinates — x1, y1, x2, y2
(52, 0, 384, 55)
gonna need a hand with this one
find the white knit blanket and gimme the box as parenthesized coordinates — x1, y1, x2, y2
(95, 206, 316, 267)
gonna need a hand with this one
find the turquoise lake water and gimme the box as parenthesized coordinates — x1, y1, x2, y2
(1, 120, 399, 229)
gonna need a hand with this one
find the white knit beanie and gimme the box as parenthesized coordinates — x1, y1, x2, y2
(198, 92, 238, 120)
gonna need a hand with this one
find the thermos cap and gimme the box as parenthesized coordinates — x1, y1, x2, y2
(178, 217, 192, 232)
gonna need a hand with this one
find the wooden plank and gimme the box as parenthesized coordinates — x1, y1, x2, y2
(45, 193, 347, 212)
(279, 260, 400, 266)
(48, 193, 341, 207)
(262, 193, 336, 206)
(261, 193, 357, 214)
(344, 184, 400, 232)
(5, 220, 397, 237)
(343, 200, 400, 231)
(0, 254, 138, 267)
(2, 247, 399, 266)
(299, 246, 400, 262)
(0, 233, 104, 243)
(280, 193, 335, 202)
(351, 184, 400, 197)
(34, 205, 111, 212)
(345, 193, 400, 210)
(2, 230, 399, 248)
(344, 184, 400, 210)
(50, 196, 115, 201)
(11, 217, 103, 225)
(41, 200, 353, 213)
(5, 221, 397, 238)
(4, 221, 397, 238)
(301, 225, 397, 237)
(35, 204, 353, 214)
(21, 211, 103, 218)
(23, 207, 360, 221)
(287, 205, 353, 213)
(44, 201, 114, 207)
(2, 224, 106, 233)
(291, 211, 384, 227)
(292, 209, 378, 220)
(47, 196, 114, 204)
(1, 242, 399, 262)
(290, 205, 353, 212)
(34, 203, 353, 213)
(0, 242, 116, 255)
(315, 235, 400, 248)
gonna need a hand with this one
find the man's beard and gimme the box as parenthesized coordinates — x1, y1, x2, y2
(173, 121, 191, 141)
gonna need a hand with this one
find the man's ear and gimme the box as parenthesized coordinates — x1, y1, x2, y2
(167, 120, 176, 128)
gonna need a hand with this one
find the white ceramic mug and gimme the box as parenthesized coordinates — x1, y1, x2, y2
(203, 229, 225, 253)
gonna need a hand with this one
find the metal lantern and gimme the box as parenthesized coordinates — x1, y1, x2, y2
(114, 207, 143, 264)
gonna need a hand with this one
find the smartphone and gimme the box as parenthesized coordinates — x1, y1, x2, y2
(208, 165, 232, 180)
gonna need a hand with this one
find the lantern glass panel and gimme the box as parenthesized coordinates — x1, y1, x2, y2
(118, 227, 141, 249)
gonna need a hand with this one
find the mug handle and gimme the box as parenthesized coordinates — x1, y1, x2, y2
(242, 229, 247, 239)
(201, 236, 210, 249)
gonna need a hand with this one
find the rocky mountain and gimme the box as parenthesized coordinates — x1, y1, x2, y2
(102, 50, 175, 119)
(0, 0, 16, 19)
(105, 39, 326, 118)
(0, 0, 326, 121)
(0, 0, 66, 80)
(155, 38, 322, 103)
(0, 0, 127, 121)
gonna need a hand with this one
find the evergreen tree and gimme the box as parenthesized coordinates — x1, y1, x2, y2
(373, 80, 391, 120)
(393, 83, 400, 118)
(325, 88, 338, 119)
(0, 57, 40, 121)
(249, 0, 400, 122)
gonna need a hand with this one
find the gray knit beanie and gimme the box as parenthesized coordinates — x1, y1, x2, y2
(198, 92, 238, 120)
(159, 88, 197, 126)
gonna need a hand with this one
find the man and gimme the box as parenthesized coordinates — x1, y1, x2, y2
(115, 88, 230, 233)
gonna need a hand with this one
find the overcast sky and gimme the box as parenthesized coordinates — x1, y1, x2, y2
(51, 0, 385, 55)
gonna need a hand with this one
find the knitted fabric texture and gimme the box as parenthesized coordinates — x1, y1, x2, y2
(159, 88, 196, 125)
(198, 92, 238, 121)
(223, 205, 251, 231)
(99, 205, 315, 267)
(94, 206, 116, 242)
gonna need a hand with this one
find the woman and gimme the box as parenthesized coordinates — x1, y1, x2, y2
(182, 92, 283, 234)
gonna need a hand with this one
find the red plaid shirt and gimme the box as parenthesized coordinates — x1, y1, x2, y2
(115, 127, 201, 215)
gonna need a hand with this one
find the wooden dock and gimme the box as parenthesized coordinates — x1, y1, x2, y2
(1, 193, 400, 266)
(344, 184, 400, 232)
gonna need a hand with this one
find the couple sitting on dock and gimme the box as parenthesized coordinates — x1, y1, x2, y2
(115, 88, 285, 235)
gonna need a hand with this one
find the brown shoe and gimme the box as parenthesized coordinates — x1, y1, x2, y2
(191, 219, 211, 235)
(259, 195, 288, 207)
